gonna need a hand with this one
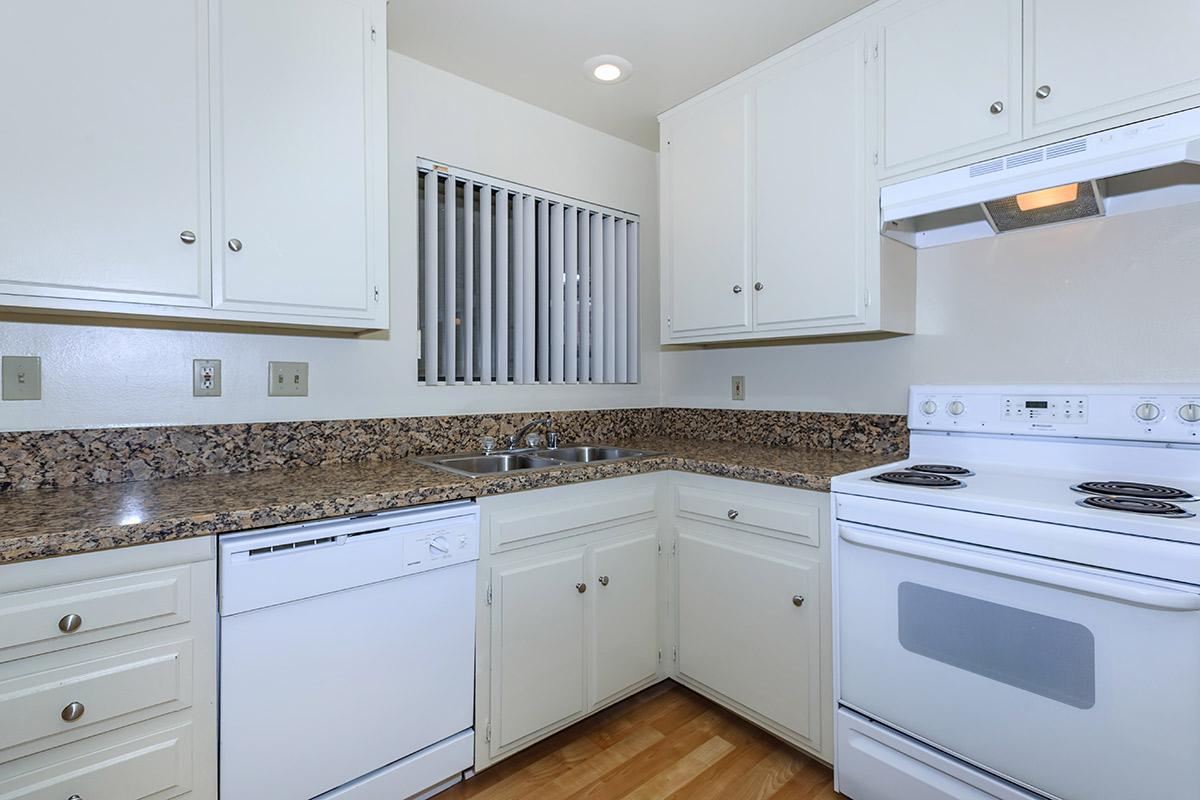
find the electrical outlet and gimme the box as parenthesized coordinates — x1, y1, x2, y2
(2, 356, 41, 401)
(731, 375, 746, 402)
(193, 359, 221, 397)
(268, 361, 309, 397)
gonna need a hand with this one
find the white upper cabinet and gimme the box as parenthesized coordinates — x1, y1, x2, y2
(659, 18, 915, 346)
(754, 33, 869, 332)
(876, 0, 1023, 177)
(213, 0, 385, 321)
(660, 90, 753, 339)
(0, 0, 387, 331)
(1024, 0, 1200, 139)
(0, 0, 210, 309)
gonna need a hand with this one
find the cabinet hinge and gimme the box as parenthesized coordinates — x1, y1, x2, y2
(666, 315, 672, 328)
(672, 540, 677, 556)
(485, 722, 491, 743)
(370, 25, 377, 42)
(873, 150, 879, 166)
(872, 43, 879, 61)
(485, 583, 492, 605)
(657, 541, 663, 556)
(672, 646, 678, 662)
(374, 285, 380, 303)
(865, 287, 872, 308)
(658, 649, 663, 663)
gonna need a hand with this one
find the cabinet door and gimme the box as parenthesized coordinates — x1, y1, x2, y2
(677, 524, 821, 745)
(490, 549, 587, 752)
(1025, 0, 1200, 138)
(0, 0, 210, 308)
(878, 0, 1022, 176)
(590, 531, 659, 708)
(754, 32, 868, 332)
(661, 90, 753, 340)
(212, 0, 384, 321)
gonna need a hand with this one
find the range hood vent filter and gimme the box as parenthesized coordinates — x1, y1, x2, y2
(983, 180, 1104, 233)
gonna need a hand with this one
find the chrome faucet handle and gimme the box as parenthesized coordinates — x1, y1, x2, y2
(481, 435, 497, 455)
(547, 430, 560, 449)
(526, 433, 541, 448)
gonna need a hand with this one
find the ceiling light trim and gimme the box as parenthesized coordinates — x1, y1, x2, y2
(584, 54, 633, 85)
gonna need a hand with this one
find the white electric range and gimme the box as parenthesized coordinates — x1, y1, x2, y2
(831, 385, 1200, 800)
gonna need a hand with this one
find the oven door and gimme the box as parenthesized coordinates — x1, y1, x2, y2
(837, 521, 1200, 800)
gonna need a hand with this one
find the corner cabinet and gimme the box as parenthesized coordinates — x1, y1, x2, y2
(0, 0, 388, 332)
(659, 21, 915, 346)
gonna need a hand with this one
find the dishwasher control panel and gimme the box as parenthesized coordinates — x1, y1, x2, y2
(403, 516, 479, 574)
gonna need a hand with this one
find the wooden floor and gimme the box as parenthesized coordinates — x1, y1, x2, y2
(437, 681, 842, 800)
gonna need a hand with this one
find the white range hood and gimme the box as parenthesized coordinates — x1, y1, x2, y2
(881, 106, 1200, 248)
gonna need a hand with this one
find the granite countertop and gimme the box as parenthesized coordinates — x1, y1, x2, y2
(0, 438, 895, 564)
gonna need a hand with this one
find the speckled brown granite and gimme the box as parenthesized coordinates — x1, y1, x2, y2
(0, 438, 895, 564)
(0, 408, 904, 493)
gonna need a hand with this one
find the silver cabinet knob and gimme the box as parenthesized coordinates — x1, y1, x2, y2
(58, 613, 83, 633)
(68, 795, 81, 800)
(792, 595, 805, 607)
(753, 282, 764, 291)
(179, 230, 197, 244)
(727, 509, 739, 520)
(732, 285, 743, 294)
(576, 582, 587, 593)
(1036, 85, 1052, 99)
(990, 101, 1004, 114)
(61, 701, 85, 722)
(598, 575, 609, 586)
(227, 238, 243, 252)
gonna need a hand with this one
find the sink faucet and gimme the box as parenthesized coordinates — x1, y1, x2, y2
(505, 417, 558, 450)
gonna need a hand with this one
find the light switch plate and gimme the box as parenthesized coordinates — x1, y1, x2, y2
(268, 361, 309, 397)
(193, 359, 221, 397)
(731, 375, 746, 402)
(2, 356, 41, 401)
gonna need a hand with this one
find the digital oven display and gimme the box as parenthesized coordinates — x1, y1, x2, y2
(1025, 401, 1049, 409)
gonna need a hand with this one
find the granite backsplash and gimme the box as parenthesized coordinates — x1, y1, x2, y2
(0, 407, 906, 493)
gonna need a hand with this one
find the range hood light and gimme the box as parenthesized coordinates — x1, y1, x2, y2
(1015, 183, 1080, 212)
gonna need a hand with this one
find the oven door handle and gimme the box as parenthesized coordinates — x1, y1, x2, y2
(840, 525, 1200, 612)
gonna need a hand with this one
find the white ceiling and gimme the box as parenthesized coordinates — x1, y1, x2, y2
(389, 1, 875, 150)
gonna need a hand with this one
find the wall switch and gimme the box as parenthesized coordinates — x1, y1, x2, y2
(269, 361, 309, 397)
(2, 356, 41, 401)
(731, 375, 746, 401)
(193, 359, 221, 397)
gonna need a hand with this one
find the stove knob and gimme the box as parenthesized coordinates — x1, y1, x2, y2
(1135, 402, 1161, 422)
(947, 400, 965, 416)
(919, 400, 938, 416)
(1180, 403, 1200, 423)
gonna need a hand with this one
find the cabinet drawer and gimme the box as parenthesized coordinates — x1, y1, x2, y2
(675, 485, 820, 546)
(0, 566, 191, 664)
(0, 721, 193, 800)
(0, 641, 191, 762)
(486, 481, 657, 553)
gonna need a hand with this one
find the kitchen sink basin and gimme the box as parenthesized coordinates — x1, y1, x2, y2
(417, 444, 658, 478)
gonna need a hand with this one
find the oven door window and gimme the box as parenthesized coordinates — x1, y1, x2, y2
(898, 582, 1095, 708)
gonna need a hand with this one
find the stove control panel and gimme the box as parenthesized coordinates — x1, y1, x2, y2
(1002, 395, 1088, 423)
(909, 385, 1200, 443)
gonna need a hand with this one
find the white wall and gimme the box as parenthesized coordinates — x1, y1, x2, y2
(661, 202, 1200, 414)
(0, 54, 660, 432)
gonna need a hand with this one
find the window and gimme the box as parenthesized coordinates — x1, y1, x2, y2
(417, 160, 639, 385)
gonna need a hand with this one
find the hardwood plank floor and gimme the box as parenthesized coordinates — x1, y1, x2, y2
(437, 681, 843, 800)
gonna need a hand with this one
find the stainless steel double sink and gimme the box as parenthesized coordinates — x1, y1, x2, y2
(417, 445, 658, 478)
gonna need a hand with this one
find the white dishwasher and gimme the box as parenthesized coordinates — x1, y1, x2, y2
(218, 501, 479, 800)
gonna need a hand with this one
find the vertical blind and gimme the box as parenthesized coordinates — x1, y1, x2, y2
(417, 160, 639, 385)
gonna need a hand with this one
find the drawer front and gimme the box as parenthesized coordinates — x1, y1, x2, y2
(0, 722, 193, 800)
(486, 483, 657, 553)
(675, 485, 820, 546)
(0, 641, 191, 762)
(0, 566, 191, 663)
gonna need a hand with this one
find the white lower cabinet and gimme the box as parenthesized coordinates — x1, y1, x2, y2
(0, 539, 216, 800)
(475, 472, 834, 770)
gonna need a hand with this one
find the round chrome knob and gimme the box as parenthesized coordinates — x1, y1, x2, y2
(990, 101, 1004, 114)
(732, 284, 743, 294)
(1036, 85, 1052, 99)
(754, 282, 764, 291)
(61, 702, 85, 722)
(576, 582, 587, 593)
(1180, 403, 1200, 423)
(727, 509, 739, 520)
(1135, 402, 1161, 422)
(58, 613, 83, 634)
(792, 595, 805, 607)
(179, 230, 196, 244)
(227, 238, 243, 252)
(598, 575, 609, 586)
(947, 400, 966, 416)
(919, 400, 938, 416)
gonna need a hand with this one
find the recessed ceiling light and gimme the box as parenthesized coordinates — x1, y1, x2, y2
(585, 55, 632, 85)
